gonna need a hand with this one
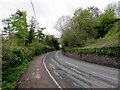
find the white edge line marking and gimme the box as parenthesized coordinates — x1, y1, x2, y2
(43, 53, 62, 89)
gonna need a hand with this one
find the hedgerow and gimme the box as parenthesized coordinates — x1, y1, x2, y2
(2, 43, 55, 88)
(64, 46, 120, 57)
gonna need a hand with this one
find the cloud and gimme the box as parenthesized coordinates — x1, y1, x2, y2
(0, 0, 119, 37)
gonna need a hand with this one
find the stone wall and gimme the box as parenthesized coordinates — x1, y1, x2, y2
(64, 52, 120, 68)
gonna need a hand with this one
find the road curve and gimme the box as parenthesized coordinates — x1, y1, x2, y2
(16, 55, 58, 88)
(44, 50, 119, 88)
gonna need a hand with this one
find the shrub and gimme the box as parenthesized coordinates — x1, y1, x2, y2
(64, 46, 120, 57)
(2, 42, 55, 88)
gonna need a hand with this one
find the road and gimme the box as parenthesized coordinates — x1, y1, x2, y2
(44, 50, 119, 88)
(16, 55, 58, 88)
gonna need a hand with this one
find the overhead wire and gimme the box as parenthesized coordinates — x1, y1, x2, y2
(30, 0, 40, 29)
(30, 0, 37, 20)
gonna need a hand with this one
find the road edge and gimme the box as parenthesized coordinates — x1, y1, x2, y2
(43, 53, 62, 89)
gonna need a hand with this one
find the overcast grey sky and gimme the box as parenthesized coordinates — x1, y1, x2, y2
(0, 0, 119, 37)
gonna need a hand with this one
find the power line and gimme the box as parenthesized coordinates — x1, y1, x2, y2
(30, 0, 37, 20)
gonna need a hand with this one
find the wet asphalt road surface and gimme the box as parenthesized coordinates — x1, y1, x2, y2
(44, 51, 119, 88)
(17, 50, 119, 89)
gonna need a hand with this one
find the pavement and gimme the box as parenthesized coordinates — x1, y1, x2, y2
(16, 54, 58, 88)
(16, 50, 120, 89)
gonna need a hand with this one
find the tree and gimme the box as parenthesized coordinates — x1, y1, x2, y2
(27, 17, 36, 44)
(44, 35, 59, 49)
(36, 28, 45, 43)
(87, 6, 101, 17)
(97, 7, 117, 38)
(2, 10, 29, 46)
(105, 2, 119, 18)
(59, 8, 98, 47)
(2, 19, 14, 39)
(51, 36, 60, 50)
(28, 28, 35, 44)
(34, 27, 45, 43)
(54, 16, 71, 34)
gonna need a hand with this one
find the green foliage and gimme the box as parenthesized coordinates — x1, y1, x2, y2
(2, 10, 59, 89)
(28, 28, 35, 44)
(60, 3, 120, 59)
(2, 61, 28, 88)
(32, 42, 55, 56)
(36, 29, 45, 43)
(63, 19, 120, 57)
(84, 20, 119, 48)
(56, 7, 99, 47)
(2, 10, 29, 46)
(96, 8, 118, 38)
(64, 46, 120, 57)
(55, 3, 119, 48)
(2, 43, 30, 88)
(43, 35, 60, 50)
(2, 41, 55, 88)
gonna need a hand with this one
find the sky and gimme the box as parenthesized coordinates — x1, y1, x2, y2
(0, 0, 119, 37)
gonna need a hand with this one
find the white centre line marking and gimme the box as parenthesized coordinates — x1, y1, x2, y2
(64, 61, 78, 68)
(56, 51, 59, 57)
(49, 63, 55, 69)
(73, 82, 79, 87)
(54, 70, 63, 79)
(56, 51, 78, 68)
(92, 72, 118, 81)
(56, 51, 118, 82)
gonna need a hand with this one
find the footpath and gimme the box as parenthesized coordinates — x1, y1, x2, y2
(15, 54, 57, 88)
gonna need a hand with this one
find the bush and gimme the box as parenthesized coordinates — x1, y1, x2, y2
(64, 46, 120, 57)
(2, 10, 59, 89)
(2, 42, 55, 88)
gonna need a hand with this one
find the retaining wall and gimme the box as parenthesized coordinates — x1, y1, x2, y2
(64, 52, 120, 68)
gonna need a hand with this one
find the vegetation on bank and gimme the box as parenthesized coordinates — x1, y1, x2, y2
(1, 2, 120, 89)
(63, 46, 120, 57)
(62, 19, 120, 57)
(55, 2, 120, 57)
(2, 10, 59, 88)
(84, 21, 120, 48)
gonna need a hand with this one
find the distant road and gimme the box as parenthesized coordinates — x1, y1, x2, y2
(44, 50, 119, 88)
